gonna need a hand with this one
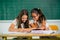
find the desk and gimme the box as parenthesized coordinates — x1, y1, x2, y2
(0, 33, 60, 40)
(0, 30, 60, 40)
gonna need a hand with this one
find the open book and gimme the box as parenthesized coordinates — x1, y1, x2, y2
(31, 29, 56, 34)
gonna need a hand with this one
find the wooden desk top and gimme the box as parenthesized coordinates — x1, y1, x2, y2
(0, 33, 60, 37)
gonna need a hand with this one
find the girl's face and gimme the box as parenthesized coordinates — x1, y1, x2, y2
(22, 15, 28, 23)
(32, 13, 39, 21)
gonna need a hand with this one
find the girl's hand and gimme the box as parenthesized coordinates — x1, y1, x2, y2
(18, 28, 24, 32)
(23, 29, 31, 32)
(18, 28, 31, 32)
(39, 26, 46, 30)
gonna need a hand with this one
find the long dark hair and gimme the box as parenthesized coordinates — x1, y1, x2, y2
(16, 9, 29, 28)
(31, 8, 46, 23)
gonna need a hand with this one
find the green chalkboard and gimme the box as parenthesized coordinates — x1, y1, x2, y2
(0, 0, 60, 20)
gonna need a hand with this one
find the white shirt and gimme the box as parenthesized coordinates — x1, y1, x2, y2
(12, 19, 30, 28)
(11, 19, 24, 28)
(29, 20, 49, 28)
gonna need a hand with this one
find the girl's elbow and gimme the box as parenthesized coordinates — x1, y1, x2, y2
(8, 28, 13, 32)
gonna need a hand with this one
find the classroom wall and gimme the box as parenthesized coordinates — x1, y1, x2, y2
(0, 0, 60, 20)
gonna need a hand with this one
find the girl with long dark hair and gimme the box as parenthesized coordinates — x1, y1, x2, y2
(9, 9, 31, 32)
(30, 8, 48, 30)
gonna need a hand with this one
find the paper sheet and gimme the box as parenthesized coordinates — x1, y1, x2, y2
(31, 30, 56, 34)
(2, 30, 57, 34)
(2, 32, 29, 34)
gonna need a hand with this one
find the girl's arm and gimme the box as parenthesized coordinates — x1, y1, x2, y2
(9, 23, 32, 32)
(41, 20, 50, 30)
(8, 23, 25, 32)
(40, 20, 49, 30)
(8, 23, 19, 32)
(40, 20, 46, 30)
(8, 19, 19, 32)
(30, 23, 38, 28)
